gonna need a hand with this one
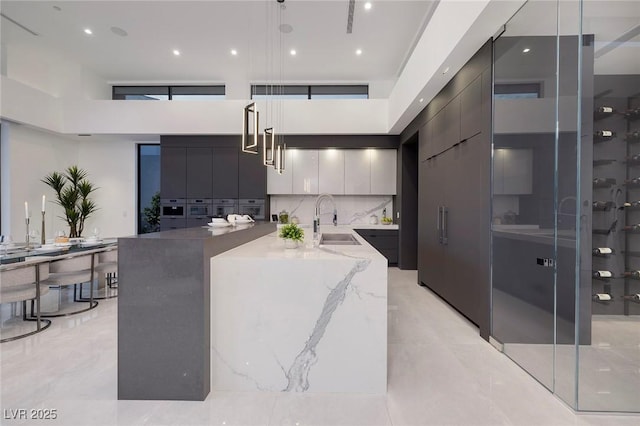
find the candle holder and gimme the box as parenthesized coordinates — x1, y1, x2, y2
(41, 211, 46, 245)
(25, 218, 30, 249)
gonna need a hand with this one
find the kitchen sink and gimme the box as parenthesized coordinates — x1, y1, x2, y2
(319, 233, 361, 245)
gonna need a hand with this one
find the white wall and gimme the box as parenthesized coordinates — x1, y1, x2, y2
(1, 123, 79, 240)
(5, 43, 110, 100)
(77, 138, 137, 238)
(0, 123, 137, 240)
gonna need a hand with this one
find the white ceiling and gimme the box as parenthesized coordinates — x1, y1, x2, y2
(0, 0, 436, 84)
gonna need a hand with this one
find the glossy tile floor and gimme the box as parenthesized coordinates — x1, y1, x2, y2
(1, 268, 639, 425)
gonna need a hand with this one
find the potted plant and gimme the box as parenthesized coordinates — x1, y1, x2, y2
(42, 165, 98, 238)
(279, 223, 304, 249)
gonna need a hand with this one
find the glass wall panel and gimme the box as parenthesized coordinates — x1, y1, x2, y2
(578, 0, 640, 412)
(491, 0, 561, 392)
(492, 0, 640, 413)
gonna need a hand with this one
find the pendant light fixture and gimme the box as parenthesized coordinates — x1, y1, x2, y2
(241, 0, 286, 173)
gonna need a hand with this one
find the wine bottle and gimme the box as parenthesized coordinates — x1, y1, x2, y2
(622, 201, 640, 209)
(593, 293, 612, 301)
(627, 177, 640, 185)
(593, 201, 613, 210)
(594, 106, 616, 121)
(593, 247, 613, 255)
(593, 177, 615, 187)
(596, 106, 614, 114)
(624, 108, 640, 121)
(626, 131, 640, 143)
(623, 270, 640, 279)
(595, 130, 615, 138)
(592, 270, 613, 278)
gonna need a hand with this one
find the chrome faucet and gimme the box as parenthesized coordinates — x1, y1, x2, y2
(313, 193, 337, 241)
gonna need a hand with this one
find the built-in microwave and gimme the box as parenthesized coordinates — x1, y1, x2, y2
(187, 199, 213, 217)
(160, 199, 186, 218)
(238, 199, 265, 220)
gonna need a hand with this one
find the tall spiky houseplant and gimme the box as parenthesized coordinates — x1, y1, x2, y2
(42, 166, 98, 238)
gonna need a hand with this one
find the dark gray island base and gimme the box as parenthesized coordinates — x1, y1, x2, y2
(117, 223, 276, 401)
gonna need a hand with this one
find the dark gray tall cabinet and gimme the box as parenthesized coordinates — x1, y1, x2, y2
(161, 146, 187, 199)
(413, 40, 492, 339)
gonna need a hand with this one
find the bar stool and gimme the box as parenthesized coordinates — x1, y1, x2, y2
(81, 248, 117, 300)
(40, 253, 98, 317)
(0, 262, 52, 343)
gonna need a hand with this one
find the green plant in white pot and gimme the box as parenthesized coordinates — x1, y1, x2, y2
(279, 223, 304, 249)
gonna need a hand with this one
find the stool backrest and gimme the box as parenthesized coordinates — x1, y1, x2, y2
(49, 254, 93, 273)
(0, 263, 50, 303)
(98, 249, 117, 264)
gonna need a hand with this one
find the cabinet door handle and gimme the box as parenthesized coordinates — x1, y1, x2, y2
(442, 207, 449, 245)
(437, 206, 443, 244)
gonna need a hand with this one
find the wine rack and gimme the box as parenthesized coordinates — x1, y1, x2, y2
(592, 74, 640, 316)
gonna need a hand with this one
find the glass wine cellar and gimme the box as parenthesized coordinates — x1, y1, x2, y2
(490, 0, 639, 412)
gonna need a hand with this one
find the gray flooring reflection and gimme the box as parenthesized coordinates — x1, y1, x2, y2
(1, 269, 638, 425)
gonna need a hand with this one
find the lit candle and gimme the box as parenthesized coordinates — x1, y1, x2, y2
(25, 201, 29, 219)
(42, 195, 46, 212)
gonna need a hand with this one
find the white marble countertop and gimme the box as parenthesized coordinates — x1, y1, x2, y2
(214, 226, 387, 261)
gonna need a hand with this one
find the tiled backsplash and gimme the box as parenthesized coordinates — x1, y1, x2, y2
(270, 195, 393, 225)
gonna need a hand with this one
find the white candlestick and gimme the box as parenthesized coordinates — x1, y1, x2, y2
(25, 201, 29, 219)
(42, 195, 46, 212)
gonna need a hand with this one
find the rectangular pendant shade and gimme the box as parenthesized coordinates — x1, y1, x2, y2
(263, 127, 275, 166)
(242, 103, 259, 154)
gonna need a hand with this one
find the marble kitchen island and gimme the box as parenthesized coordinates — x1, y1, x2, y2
(210, 227, 388, 394)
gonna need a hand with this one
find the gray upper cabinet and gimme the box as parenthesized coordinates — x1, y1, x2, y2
(431, 109, 447, 157)
(460, 76, 483, 141)
(238, 150, 266, 199)
(444, 95, 461, 151)
(419, 120, 432, 162)
(212, 147, 239, 199)
(186, 147, 213, 199)
(161, 146, 187, 199)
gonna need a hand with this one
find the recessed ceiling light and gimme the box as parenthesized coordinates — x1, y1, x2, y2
(290, 49, 297, 56)
(522, 48, 531, 53)
(84, 28, 93, 35)
(279, 23, 293, 34)
(364, 2, 372, 10)
(231, 49, 238, 56)
(111, 26, 128, 37)
(442, 66, 450, 74)
(356, 49, 362, 56)
(419, 98, 424, 103)
(173, 49, 181, 56)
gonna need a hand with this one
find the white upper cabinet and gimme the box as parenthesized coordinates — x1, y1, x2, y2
(267, 148, 397, 195)
(370, 149, 397, 195)
(319, 149, 345, 194)
(344, 150, 371, 194)
(266, 149, 293, 194)
(291, 149, 319, 194)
